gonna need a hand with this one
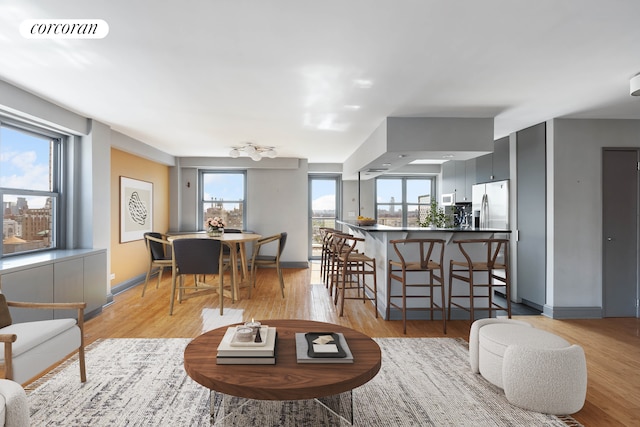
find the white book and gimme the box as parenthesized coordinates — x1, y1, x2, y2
(217, 326, 276, 357)
(295, 333, 354, 364)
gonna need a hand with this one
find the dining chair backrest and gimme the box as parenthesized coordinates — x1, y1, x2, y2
(278, 232, 288, 256)
(145, 232, 168, 261)
(172, 238, 223, 275)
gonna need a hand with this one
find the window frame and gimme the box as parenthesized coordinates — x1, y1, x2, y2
(0, 119, 65, 257)
(198, 170, 247, 230)
(375, 175, 436, 227)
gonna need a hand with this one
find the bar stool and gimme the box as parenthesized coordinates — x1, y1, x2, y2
(333, 234, 378, 317)
(319, 227, 340, 287)
(448, 238, 512, 322)
(326, 232, 352, 297)
(387, 239, 446, 334)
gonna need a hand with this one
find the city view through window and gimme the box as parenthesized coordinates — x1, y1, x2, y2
(376, 177, 433, 227)
(201, 172, 245, 230)
(311, 178, 338, 257)
(1, 125, 58, 255)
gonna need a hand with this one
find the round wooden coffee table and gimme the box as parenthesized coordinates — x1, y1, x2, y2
(184, 319, 381, 423)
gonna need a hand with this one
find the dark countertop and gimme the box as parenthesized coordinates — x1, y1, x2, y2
(337, 220, 511, 233)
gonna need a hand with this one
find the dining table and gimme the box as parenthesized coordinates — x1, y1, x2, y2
(167, 232, 262, 301)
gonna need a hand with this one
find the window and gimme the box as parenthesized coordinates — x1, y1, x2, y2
(1, 122, 63, 256)
(309, 174, 341, 258)
(200, 171, 246, 230)
(376, 176, 434, 227)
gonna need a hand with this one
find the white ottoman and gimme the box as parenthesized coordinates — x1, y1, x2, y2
(503, 344, 587, 415)
(468, 318, 533, 374)
(478, 324, 570, 388)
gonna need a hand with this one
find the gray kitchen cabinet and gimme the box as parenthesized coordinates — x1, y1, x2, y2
(493, 137, 510, 181)
(475, 153, 493, 183)
(455, 160, 476, 203)
(1, 264, 54, 322)
(441, 161, 456, 194)
(464, 159, 476, 201)
(443, 159, 476, 202)
(475, 137, 510, 183)
(454, 161, 467, 201)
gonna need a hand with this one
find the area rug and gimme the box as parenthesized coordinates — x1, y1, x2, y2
(26, 338, 582, 426)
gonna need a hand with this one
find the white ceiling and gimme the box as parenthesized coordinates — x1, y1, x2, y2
(2, 1, 640, 164)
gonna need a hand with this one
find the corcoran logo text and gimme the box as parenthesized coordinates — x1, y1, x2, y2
(20, 19, 109, 39)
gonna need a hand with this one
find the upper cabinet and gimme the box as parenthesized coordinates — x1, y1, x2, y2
(441, 159, 475, 202)
(441, 161, 456, 194)
(476, 137, 510, 183)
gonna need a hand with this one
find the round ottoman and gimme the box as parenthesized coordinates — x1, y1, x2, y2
(478, 324, 570, 388)
(503, 344, 587, 415)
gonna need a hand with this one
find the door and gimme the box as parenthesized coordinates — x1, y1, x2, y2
(516, 123, 546, 309)
(603, 149, 639, 317)
(309, 175, 341, 259)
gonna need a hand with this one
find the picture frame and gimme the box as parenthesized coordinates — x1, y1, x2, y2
(120, 176, 153, 243)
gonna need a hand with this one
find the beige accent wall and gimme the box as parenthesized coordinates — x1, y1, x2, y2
(110, 148, 170, 289)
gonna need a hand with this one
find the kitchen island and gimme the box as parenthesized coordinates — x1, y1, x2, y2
(336, 221, 511, 321)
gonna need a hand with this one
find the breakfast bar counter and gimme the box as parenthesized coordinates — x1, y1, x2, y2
(336, 221, 511, 320)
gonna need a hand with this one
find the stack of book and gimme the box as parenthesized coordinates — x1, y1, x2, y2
(295, 332, 354, 363)
(216, 326, 277, 364)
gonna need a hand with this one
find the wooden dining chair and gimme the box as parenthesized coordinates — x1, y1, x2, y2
(142, 232, 172, 296)
(248, 232, 287, 298)
(170, 238, 232, 315)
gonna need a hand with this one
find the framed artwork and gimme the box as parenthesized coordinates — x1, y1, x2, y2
(120, 176, 153, 243)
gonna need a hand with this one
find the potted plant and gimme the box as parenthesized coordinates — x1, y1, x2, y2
(419, 199, 453, 228)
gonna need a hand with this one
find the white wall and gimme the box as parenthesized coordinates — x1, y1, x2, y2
(171, 158, 310, 266)
(548, 118, 640, 316)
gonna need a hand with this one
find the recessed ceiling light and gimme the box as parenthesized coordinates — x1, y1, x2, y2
(398, 154, 407, 158)
(442, 154, 455, 158)
(410, 159, 448, 165)
(382, 163, 391, 167)
(344, 105, 361, 110)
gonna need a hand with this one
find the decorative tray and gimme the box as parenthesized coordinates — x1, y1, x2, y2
(304, 332, 347, 358)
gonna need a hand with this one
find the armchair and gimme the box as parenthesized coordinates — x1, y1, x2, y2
(0, 296, 86, 385)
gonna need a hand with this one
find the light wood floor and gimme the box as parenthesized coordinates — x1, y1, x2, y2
(80, 263, 639, 427)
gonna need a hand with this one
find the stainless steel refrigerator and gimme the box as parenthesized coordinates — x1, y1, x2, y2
(472, 180, 509, 229)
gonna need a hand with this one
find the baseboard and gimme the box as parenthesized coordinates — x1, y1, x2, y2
(111, 273, 147, 296)
(281, 261, 309, 269)
(542, 305, 603, 319)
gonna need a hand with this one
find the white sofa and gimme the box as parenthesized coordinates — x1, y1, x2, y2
(0, 379, 29, 427)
